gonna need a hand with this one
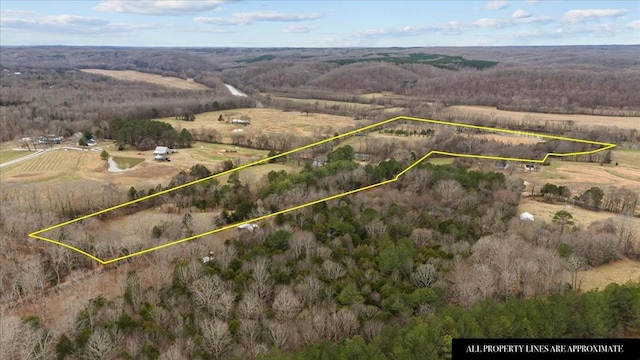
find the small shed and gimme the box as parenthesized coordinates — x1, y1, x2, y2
(519, 212, 535, 222)
(153, 146, 171, 161)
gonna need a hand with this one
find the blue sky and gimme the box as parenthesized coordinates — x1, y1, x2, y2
(1, 1, 638, 47)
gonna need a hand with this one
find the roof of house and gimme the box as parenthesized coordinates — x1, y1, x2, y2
(154, 146, 169, 154)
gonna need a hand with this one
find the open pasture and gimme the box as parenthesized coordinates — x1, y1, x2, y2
(81, 69, 211, 90)
(577, 258, 640, 292)
(448, 105, 640, 131)
(267, 94, 387, 111)
(521, 149, 640, 197)
(518, 197, 640, 228)
(158, 108, 358, 140)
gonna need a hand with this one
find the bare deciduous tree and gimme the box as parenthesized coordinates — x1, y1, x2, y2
(365, 219, 387, 239)
(199, 318, 232, 360)
(84, 328, 120, 360)
(272, 286, 302, 320)
(266, 321, 289, 349)
(410, 263, 438, 288)
(295, 275, 322, 306)
(237, 291, 263, 320)
(322, 260, 346, 280)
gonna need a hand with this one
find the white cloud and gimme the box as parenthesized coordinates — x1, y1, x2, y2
(514, 15, 553, 24)
(525, 0, 541, 4)
(485, 1, 509, 10)
(629, 20, 640, 29)
(0, 14, 155, 34)
(94, 0, 224, 16)
(473, 18, 507, 28)
(512, 9, 531, 19)
(283, 25, 316, 34)
(195, 11, 323, 25)
(562, 9, 629, 23)
(0, 9, 35, 16)
(355, 22, 468, 38)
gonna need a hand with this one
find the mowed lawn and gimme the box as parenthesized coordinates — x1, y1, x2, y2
(0, 148, 98, 183)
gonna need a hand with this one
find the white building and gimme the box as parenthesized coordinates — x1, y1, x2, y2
(153, 146, 172, 161)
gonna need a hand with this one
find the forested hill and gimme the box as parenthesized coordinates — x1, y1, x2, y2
(1, 45, 639, 114)
(259, 282, 640, 359)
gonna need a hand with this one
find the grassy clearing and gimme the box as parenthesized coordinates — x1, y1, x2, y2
(448, 105, 640, 131)
(158, 108, 358, 141)
(517, 197, 640, 228)
(81, 69, 211, 90)
(578, 258, 640, 292)
(0, 149, 34, 163)
(522, 149, 640, 196)
(268, 95, 385, 111)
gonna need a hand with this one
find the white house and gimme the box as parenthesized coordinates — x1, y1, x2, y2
(153, 146, 171, 161)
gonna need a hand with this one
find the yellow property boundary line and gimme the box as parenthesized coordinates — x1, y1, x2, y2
(29, 116, 615, 264)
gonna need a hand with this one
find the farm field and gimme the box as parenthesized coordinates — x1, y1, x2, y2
(81, 69, 211, 90)
(265, 94, 388, 111)
(158, 108, 358, 141)
(0, 148, 98, 183)
(447, 105, 640, 131)
(520, 149, 640, 197)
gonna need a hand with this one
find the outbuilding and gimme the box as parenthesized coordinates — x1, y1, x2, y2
(153, 146, 172, 161)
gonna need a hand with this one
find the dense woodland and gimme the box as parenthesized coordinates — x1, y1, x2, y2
(1, 46, 640, 359)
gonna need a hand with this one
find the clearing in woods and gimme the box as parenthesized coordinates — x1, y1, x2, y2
(81, 69, 211, 90)
(577, 258, 640, 292)
(157, 108, 357, 141)
(29, 115, 615, 265)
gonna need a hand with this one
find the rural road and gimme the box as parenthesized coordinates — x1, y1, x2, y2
(224, 84, 248, 97)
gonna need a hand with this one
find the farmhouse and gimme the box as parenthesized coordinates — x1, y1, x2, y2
(153, 146, 172, 161)
(38, 134, 63, 144)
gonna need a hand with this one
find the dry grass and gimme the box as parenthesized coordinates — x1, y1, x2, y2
(448, 105, 640, 131)
(521, 149, 640, 197)
(517, 197, 640, 228)
(81, 69, 211, 90)
(159, 108, 357, 141)
(1, 148, 94, 183)
(268, 95, 385, 111)
(577, 258, 640, 291)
